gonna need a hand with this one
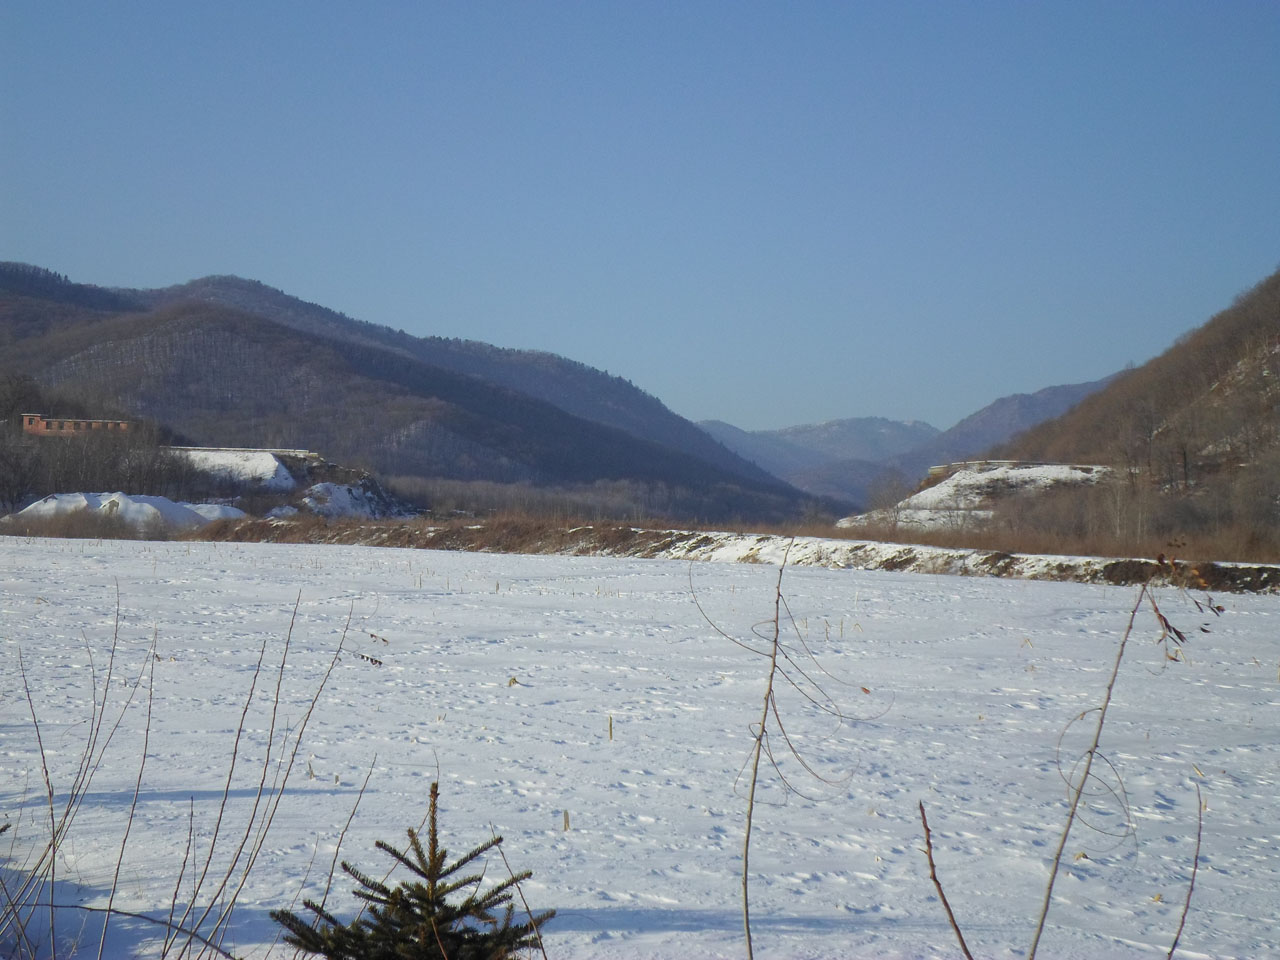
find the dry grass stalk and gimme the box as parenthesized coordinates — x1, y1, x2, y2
(1166, 781, 1204, 960)
(3, 593, 344, 960)
(918, 801, 975, 960)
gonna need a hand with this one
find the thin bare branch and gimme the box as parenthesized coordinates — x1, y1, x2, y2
(1028, 584, 1147, 960)
(27, 902, 239, 960)
(1167, 781, 1204, 960)
(491, 827, 551, 960)
(19, 648, 58, 958)
(98, 637, 156, 960)
(740, 538, 793, 960)
(918, 801, 975, 960)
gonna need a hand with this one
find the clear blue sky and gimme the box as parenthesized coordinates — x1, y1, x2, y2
(4, 2, 1278, 431)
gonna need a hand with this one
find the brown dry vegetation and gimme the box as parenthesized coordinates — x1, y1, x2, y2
(0, 508, 159, 541)
(825, 477, 1280, 565)
(969, 267, 1280, 561)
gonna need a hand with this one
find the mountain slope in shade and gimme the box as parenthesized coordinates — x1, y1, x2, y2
(127, 275, 776, 487)
(0, 267, 811, 522)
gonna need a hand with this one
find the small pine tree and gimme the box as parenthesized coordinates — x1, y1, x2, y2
(272, 782, 554, 960)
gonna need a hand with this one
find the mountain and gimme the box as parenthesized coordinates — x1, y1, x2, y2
(867, 265, 1280, 560)
(0, 264, 812, 523)
(882, 376, 1117, 480)
(1000, 266, 1280, 480)
(700, 417, 939, 476)
(126, 275, 772, 486)
(700, 416, 942, 508)
(702, 382, 1113, 509)
(698, 420, 833, 476)
(768, 417, 941, 464)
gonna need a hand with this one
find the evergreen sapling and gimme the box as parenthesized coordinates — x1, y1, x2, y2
(271, 782, 554, 960)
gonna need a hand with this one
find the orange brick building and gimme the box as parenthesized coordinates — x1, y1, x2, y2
(21, 413, 132, 436)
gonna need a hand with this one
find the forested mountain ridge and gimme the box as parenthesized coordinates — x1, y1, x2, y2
(985, 264, 1280, 557)
(126, 274, 774, 486)
(1000, 266, 1280, 474)
(0, 265, 812, 522)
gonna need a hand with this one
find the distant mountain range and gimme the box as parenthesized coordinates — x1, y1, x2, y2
(701, 377, 1115, 506)
(9, 258, 1270, 536)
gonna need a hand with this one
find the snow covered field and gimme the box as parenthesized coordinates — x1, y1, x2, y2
(2, 537, 1277, 959)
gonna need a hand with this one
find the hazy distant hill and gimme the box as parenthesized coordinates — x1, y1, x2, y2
(0, 264, 811, 523)
(703, 386, 1112, 508)
(769, 417, 941, 463)
(883, 376, 1117, 480)
(698, 420, 832, 476)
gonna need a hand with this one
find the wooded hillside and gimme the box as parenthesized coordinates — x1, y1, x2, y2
(0, 264, 814, 523)
(992, 266, 1280, 558)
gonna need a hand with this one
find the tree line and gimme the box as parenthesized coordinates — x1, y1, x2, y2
(0, 375, 196, 512)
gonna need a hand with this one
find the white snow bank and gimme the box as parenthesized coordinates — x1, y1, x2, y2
(299, 482, 385, 518)
(6, 492, 246, 530)
(184, 501, 251, 523)
(905, 463, 1108, 510)
(840, 462, 1108, 530)
(578, 527, 1280, 591)
(643, 528, 1107, 580)
(174, 448, 296, 490)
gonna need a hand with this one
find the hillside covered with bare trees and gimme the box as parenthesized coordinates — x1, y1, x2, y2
(991, 266, 1280, 559)
(0, 264, 816, 523)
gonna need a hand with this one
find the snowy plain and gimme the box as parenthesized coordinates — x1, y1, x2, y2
(1, 536, 1277, 959)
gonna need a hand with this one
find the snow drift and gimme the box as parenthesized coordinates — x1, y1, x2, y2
(3, 491, 246, 531)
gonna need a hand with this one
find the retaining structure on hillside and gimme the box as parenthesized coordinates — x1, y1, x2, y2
(21, 412, 131, 436)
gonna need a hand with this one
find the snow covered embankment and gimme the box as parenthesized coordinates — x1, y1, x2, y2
(172, 447, 298, 491)
(840, 462, 1109, 531)
(197, 518, 1280, 593)
(623, 529, 1279, 593)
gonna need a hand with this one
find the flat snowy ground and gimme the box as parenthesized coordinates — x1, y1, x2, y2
(1, 538, 1276, 959)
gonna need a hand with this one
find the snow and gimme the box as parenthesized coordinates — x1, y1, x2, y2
(4, 492, 246, 531)
(840, 463, 1108, 531)
(906, 464, 1107, 511)
(174, 448, 297, 491)
(299, 481, 387, 518)
(2, 537, 1277, 959)
(185, 502, 251, 523)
